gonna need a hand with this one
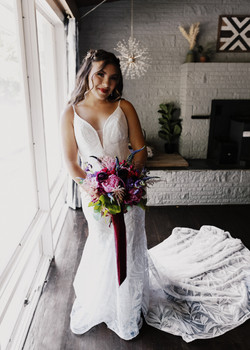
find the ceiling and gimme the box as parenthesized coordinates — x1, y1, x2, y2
(75, 0, 119, 6)
(63, 0, 120, 19)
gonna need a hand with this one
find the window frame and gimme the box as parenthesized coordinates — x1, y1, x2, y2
(0, 0, 72, 348)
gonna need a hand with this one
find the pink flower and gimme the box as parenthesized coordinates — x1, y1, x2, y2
(102, 174, 120, 192)
(100, 156, 116, 171)
(80, 176, 100, 200)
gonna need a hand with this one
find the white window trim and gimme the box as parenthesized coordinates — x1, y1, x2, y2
(0, 211, 50, 323)
(0, 0, 72, 348)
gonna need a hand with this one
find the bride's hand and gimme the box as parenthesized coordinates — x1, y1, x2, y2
(132, 160, 145, 174)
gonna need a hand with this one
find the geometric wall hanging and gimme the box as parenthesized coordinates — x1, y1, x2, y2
(217, 15, 250, 52)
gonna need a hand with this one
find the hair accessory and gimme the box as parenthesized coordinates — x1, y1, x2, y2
(86, 49, 96, 60)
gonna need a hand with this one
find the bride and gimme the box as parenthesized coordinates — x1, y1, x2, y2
(60, 49, 250, 342)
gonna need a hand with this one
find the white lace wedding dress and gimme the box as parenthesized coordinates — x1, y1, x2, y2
(70, 101, 250, 342)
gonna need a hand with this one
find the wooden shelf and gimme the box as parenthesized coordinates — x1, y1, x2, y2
(146, 153, 189, 169)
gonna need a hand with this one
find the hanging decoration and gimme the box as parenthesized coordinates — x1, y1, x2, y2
(114, 0, 150, 79)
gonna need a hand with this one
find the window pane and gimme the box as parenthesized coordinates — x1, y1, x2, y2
(0, 0, 38, 275)
(0, 241, 42, 350)
(36, 10, 62, 190)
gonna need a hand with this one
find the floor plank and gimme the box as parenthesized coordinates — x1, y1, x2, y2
(23, 205, 250, 350)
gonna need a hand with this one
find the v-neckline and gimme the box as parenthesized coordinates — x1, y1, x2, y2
(74, 104, 120, 148)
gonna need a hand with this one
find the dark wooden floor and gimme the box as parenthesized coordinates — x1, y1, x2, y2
(23, 205, 250, 350)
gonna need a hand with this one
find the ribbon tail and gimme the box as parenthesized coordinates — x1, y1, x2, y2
(112, 211, 127, 286)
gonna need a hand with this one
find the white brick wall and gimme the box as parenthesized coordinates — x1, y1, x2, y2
(147, 169, 250, 206)
(179, 63, 250, 158)
(78, 1, 250, 206)
(78, 0, 250, 152)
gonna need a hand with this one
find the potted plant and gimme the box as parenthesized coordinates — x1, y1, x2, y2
(196, 42, 216, 62)
(158, 102, 182, 153)
(179, 22, 200, 62)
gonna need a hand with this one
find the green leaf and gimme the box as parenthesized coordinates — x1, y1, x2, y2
(159, 124, 170, 134)
(171, 120, 182, 126)
(159, 112, 170, 120)
(162, 125, 171, 133)
(98, 195, 106, 204)
(158, 102, 182, 142)
(173, 124, 182, 136)
(158, 109, 165, 114)
(158, 130, 170, 142)
(94, 203, 101, 211)
(108, 206, 121, 215)
(159, 104, 169, 114)
(158, 129, 167, 136)
(98, 195, 121, 215)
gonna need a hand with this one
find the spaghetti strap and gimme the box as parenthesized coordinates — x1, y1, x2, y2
(72, 105, 75, 113)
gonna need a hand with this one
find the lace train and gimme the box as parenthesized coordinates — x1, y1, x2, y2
(145, 225, 250, 342)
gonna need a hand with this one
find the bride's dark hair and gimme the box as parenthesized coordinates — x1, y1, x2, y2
(68, 49, 123, 105)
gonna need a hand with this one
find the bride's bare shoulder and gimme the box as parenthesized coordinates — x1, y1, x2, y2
(119, 99, 137, 115)
(120, 99, 134, 109)
(61, 104, 74, 124)
(119, 99, 138, 121)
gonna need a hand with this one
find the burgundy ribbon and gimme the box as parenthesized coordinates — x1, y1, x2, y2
(111, 210, 127, 286)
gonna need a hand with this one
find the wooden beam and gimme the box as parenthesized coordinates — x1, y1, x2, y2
(60, 0, 79, 18)
(43, 0, 64, 21)
(44, 0, 78, 20)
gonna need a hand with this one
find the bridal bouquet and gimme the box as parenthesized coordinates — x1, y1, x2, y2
(78, 147, 153, 219)
(78, 147, 155, 286)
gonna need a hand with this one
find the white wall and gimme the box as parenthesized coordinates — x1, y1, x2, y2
(78, 0, 250, 153)
(179, 63, 250, 158)
(147, 168, 250, 205)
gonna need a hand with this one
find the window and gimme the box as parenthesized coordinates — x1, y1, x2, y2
(36, 10, 62, 190)
(0, 0, 38, 277)
(0, 0, 73, 348)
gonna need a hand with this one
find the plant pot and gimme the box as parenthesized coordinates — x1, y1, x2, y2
(185, 50, 195, 63)
(165, 143, 177, 154)
(199, 55, 207, 62)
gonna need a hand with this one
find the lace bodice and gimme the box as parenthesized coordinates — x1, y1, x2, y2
(73, 102, 130, 169)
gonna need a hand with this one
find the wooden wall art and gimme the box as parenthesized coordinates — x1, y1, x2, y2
(217, 15, 250, 52)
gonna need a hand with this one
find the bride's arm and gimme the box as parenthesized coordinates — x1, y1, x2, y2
(60, 105, 86, 183)
(120, 100, 147, 171)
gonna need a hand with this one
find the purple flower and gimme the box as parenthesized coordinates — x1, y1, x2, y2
(126, 177, 135, 189)
(134, 179, 144, 188)
(85, 164, 93, 172)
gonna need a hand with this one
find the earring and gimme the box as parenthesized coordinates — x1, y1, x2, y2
(114, 89, 121, 101)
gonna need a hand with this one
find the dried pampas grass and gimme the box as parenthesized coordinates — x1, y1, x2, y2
(179, 22, 200, 50)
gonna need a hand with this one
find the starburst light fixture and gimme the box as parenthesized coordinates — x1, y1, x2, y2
(114, 0, 150, 79)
